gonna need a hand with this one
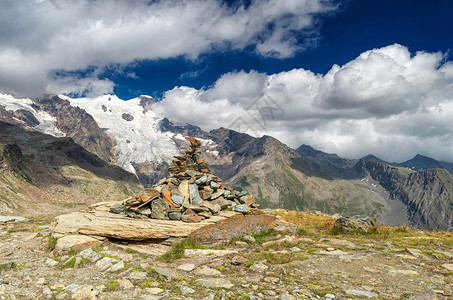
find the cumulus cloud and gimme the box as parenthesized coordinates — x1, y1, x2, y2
(154, 44, 453, 162)
(0, 0, 335, 97)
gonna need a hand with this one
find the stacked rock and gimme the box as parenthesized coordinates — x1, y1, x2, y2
(110, 137, 258, 223)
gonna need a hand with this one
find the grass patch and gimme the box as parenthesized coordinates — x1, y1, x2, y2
(141, 280, 156, 288)
(158, 238, 204, 262)
(92, 246, 103, 252)
(297, 227, 312, 236)
(63, 257, 77, 269)
(125, 248, 137, 254)
(103, 280, 120, 292)
(47, 235, 57, 250)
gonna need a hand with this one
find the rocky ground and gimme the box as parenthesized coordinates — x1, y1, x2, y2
(0, 211, 452, 300)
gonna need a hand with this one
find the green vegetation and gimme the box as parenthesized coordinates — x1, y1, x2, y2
(232, 228, 277, 245)
(158, 238, 204, 262)
(103, 280, 120, 292)
(125, 248, 137, 254)
(47, 235, 58, 250)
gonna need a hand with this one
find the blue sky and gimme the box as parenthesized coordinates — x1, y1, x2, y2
(1, 0, 453, 162)
(111, 0, 453, 99)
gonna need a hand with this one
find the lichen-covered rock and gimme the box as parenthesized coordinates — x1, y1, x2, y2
(334, 216, 380, 233)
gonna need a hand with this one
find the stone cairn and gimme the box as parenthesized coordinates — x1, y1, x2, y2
(110, 137, 258, 223)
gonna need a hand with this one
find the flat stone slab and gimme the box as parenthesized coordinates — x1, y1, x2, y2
(50, 204, 239, 241)
(0, 215, 29, 222)
(55, 234, 103, 255)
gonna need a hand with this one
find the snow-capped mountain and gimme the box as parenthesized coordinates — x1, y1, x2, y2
(0, 93, 64, 137)
(0, 93, 220, 185)
(64, 94, 179, 173)
(1, 93, 453, 231)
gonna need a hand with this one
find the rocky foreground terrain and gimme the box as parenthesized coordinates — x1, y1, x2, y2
(1, 210, 452, 300)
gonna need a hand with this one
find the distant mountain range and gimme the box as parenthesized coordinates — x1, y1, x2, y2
(0, 93, 452, 231)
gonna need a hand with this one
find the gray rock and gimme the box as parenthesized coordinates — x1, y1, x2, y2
(238, 190, 248, 197)
(109, 205, 126, 214)
(79, 249, 102, 262)
(189, 184, 203, 206)
(279, 294, 296, 300)
(344, 289, 378, 298)
(210, 190, 224, 200)
(151, 199, 169, 219)
(197, 278, 234, 289)
(249, 263, 268, 272)
(140, 296, 163, 300)
(0, 215, 29, 222)
(233, 204, 249, 213)
(388, 269, 418, 275)
(186, 170, 201, 177)
(168, 211, 182, 220)
(211, 197, 232, 209)
(63, 283, 80, 292)
(195, 175, 208, 185)
(407, 289, 439, 299)
(178, 285, 195, 294)
(171, 195, 184, 205)
(194, 267, 222, 276)
(45, 258, 59, 267)
(334, 216, 379, 233)
(177, 263, 195, 271)
(95, 257, 114, 271)
(156, 178, 167, 186)
(109, 260, 125, 272)
(129, 271, 148, 280)
(153, 266, 179, 279)
(210, 181, 219, 189)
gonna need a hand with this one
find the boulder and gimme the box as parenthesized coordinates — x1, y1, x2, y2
(334, 216, 380, 233)
(54, 234, 103, 255)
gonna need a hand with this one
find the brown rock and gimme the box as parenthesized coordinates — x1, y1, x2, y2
(184, 208, 196, 216)
(231, 255, 248, 265)
(185, 137, 201, 148)
(198, 211, 212, 219)
(199, 189, 213, 200)
(211, 197, 233, 210)
(144, 188, 161, 198)
(200, 168, 209, 173)
(200, 200, 221, 214)
(162, 190, 178, 208)
(182, 215, 202, 223)
(197, 158, 210, 165)
(189, 214, 281, 245)
(247, 208, 265, 215)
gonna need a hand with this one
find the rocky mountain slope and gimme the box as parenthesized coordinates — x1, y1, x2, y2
(361, 152, 453, 174)
(353, 161, 453, 231)
(0, 120, 141, 219)
(1, 93, 452, 231)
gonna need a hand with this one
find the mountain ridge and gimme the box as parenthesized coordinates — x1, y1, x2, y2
(1, 93, 452, 231)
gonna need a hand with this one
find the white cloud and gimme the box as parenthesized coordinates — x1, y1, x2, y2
(154, 44, 453, 162)
(0, 0, 335, 97)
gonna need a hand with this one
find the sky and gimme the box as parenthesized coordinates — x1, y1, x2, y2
(1, 0, 453, 162)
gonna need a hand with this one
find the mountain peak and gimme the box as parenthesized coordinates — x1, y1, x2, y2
(360, 154, 387, 163)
